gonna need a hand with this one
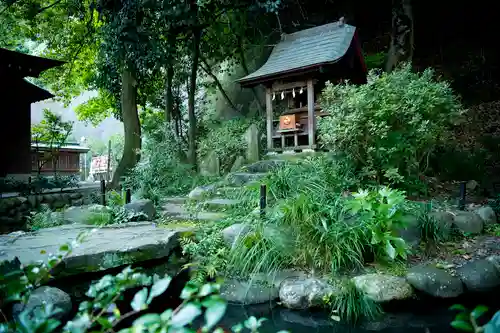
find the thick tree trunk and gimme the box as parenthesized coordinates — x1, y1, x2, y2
(110, 68, 141, 188)
(164, 35, 176, 127)
(385, 0, 414, 73)
(187, 27, 201, 169)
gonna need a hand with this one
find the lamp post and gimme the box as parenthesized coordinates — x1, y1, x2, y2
(80, 136, 86, 181)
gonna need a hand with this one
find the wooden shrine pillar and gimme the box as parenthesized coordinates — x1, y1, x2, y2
(265, 87, 273, 150)
(307, 79, 315, 148)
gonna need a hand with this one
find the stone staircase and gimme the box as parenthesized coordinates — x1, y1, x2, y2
(159, 159, 286, 222)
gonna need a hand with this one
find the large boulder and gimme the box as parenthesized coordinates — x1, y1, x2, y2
(397, 215, 421, 247)
(0, 223, 180, 277)
(124, 199, 156, 220)
(244, 124, 260, 164)
(352, 274, 414, 303)
(456, 259, 500, 292)
(221, 270, 306, 305)
(279, 277, 336, 309)
(220, 279, 278, 305)
(406, 265, 464, 298)
(452, 211, 484, 234)
(12, 286, 72, 321)
(188, 183, 217, 200)
(474, 206, 497, 226)
(199, 151, 220, 176)
(221, 223, 250, 248)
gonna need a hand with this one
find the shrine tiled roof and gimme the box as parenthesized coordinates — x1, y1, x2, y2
(237, 21, 356, 86)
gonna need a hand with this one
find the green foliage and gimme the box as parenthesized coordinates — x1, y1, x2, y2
(228, 219, 295, 278)
(27, 205, 65, 231)
(318, 64, 464, 190)
(84, 206, 147, 226)
(31, 109, 74, 175)
(228, 158, 409, 277)
(417, 213, 448, 244)
(324, 280, 382, 324)
(181, 225, 230, 283)
(125, 130, 216, 203)
(0, 175, 79, 195)
(198, 118, 263, 173)
(31, 109, 73, 146)
(74, 91, 117, 126)
(346, 187, 409, 262)
(450, 304, 500, 333)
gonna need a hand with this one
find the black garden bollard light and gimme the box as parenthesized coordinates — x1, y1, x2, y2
(458, 181, 466, 210)
(100, 179, 106, 206)
(125, 189, 131, 204)
(28, 176, 32, 195)
(260, 184, 267, 219)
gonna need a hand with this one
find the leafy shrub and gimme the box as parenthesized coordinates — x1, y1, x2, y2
(417, 213, 448, 244)
(346, 187, 409, 262)
(84, 206, 147, 226)
(197, 118, 264, 173)
(318, 64, 464, 190)
(228, 159, 409, 276)
(181, 224, 230, 284)
(0, 175, 79, 195)
(27, 205, 65, 231)
(227, 219, 296, 278)
(125, 131, 215, 202)
(0, 232, 274, 333)
(324, 280, 382, 324)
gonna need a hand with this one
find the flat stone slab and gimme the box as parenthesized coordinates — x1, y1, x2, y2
(202, 198, 240, 209)
(161, 203, 226, 222)
(0, 222, 179, 277)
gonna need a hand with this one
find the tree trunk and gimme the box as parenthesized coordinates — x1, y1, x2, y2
(385, 0, 414, 73)
(110, 68, 141, 188)
(164, 35, 176, 126)
(187, 25, 201, 169)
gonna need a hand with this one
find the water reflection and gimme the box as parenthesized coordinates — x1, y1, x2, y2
(219, 302, 456, 333)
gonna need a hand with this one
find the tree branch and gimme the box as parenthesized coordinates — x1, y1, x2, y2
(199, 55, 238, 113)
(35, 0, 65, 15)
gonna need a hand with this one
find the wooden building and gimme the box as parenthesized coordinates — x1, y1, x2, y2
(0, 48, 65, 178)
(31, 143, 89, 176)
(237, 20, 367, 153)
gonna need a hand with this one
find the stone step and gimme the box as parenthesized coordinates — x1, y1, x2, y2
(201, 198, 240, 210)
(164, 197, 188, 205)
(212, 187, 242, 198)
(242, 159, 286, 173)
(161, 203, 226, 222)
(226, 172, 267, 186)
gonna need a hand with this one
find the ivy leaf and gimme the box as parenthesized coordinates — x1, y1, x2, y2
(147, 276, 172, 304)
(471, 305, 489, 320)
(170, 303, 202, 328)
(131, 288, 149, 311)
(202, 297, 227, 331)
(451, 320, 474, 332)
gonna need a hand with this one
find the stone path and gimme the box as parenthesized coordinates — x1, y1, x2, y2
(0, 222, 181, 277)
(159, 159, 286, 223)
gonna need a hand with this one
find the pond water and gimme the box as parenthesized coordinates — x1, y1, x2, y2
(218, 301, 456, 333)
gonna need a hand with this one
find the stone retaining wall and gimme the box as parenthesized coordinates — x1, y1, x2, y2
(0, 189, 97, 233)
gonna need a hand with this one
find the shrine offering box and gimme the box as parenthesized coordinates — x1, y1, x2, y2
(279, 114, 296, 130)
